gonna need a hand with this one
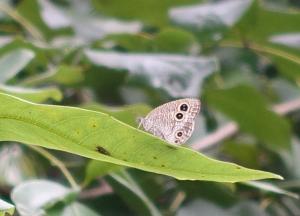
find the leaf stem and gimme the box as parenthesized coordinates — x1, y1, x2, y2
(28, 145, 79, 190)
(220, 40, 300, 66)
(169, 191, 186, 213)
(0, 3, 44, 42)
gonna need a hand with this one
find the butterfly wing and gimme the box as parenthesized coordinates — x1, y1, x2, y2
(141, 98, 201, 144)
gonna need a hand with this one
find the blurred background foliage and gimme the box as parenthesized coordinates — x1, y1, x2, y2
(0, 0, 300, 215)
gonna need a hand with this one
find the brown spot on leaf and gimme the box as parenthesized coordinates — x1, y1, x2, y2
(161, 164, 165, 167)
(153, 156, 157, 160)
(96, 146, 110, 156)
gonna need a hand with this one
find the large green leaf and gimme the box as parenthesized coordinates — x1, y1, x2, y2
(83, 103, 151, 185)
(0, 199, 15, 216)
(205, 85, 291, 149)
(0, 93, 282, 182)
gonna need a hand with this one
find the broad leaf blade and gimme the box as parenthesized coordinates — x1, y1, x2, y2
(0, 93, 282, 182)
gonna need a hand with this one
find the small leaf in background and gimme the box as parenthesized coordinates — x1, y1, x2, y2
(11, 180, 77, 216)
(84, 161, 122, 186)
(0, 85, 62, 103)
(0, 38, 54, 68)
(229, 1, 300, 41)
(21, 65, 84, 86)
(205, 85, 291, 149)
(152, 28, 199, 54)
(0, 36, 13, 48)
(243, 181, 299, 199)
(0, 198, 15, 216)
(0, 93, 282, 182)
(47, 202, 100, 216)
(271, 79, 300, 101)
(84, 49, 218, 97)
(0, 144, 37, 187)
(222, 1, 300, 83)
(0, 49, 35, 83)
(107, 170, 161, 216)
(269, 33, 300, 49)
(90, 0, 200, 27)
(178, 181, 237, 208)
(222, 141, 260, 169)
(178, 199, 267, 216)
(169, 0, 253, 41)
(38, 0, 142, 42)
(102, 28, 199, 54)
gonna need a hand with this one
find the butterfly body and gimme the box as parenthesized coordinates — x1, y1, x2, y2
(139, 98, 201, 145)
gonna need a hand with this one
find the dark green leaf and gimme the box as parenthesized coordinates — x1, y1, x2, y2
(205, 85, 291, 149)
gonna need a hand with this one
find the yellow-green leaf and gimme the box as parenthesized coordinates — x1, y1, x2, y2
(0, 93, 282, 182)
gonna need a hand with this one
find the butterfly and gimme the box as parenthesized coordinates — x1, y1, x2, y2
(139, 98, 201, 145)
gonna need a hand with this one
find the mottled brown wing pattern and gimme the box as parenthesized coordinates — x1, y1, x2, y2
(139, 98, 201, 145)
